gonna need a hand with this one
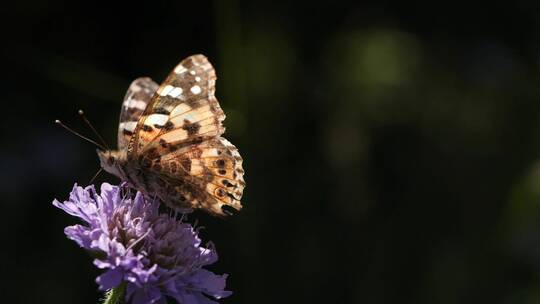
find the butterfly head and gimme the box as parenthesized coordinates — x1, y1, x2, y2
(97, 149, 127, 179)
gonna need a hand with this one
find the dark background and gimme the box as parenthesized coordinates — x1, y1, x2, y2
(4, 1, 540, 303)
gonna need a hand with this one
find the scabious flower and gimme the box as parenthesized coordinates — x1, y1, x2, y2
(53, 183, 232, 304)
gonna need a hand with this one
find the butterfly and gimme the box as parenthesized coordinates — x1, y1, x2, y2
(97, 54, 245, 217)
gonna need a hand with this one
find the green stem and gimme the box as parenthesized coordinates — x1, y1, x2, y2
(102, 283, 126, 304)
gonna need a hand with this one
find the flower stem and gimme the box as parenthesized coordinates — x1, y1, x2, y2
(102, 283, 126, 304)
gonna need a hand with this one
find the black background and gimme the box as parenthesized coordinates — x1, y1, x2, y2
(4, 1, 540, 303)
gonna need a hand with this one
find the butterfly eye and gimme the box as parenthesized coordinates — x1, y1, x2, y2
(108, 156, 115, 165)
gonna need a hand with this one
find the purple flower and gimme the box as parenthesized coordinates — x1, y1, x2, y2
(53, 183, 232, 304)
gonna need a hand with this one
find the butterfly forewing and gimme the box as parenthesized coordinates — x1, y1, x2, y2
(118, 77, 158, 149)
(123, 54, 244, 216)
(128, 55, 225, 155)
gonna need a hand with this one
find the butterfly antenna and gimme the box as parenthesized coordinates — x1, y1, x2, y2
(78, 110, 110, 150)
(88, 167, 103, 184)
(55, 119, 106, 150)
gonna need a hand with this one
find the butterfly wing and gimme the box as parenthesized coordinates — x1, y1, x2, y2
(140, 137, 245, 216)
(118, 77, 159, 149)
(128, 55, 245, 216)
(128, 54, 225, 154)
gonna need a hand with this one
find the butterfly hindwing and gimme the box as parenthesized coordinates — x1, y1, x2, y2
(128, 55, 225, 155)
(139, 137, 245, 216)
(118, 77, 159, 149)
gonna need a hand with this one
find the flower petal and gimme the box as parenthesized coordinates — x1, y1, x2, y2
(126, 283, 165, 304)
(96, 269, 123, 291)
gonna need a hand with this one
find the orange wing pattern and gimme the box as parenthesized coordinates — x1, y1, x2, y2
(125, 55, 245, 216)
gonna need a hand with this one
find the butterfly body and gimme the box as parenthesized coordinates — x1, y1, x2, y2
(97, 55, 245, 217)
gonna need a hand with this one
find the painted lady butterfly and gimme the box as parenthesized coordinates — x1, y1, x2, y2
(97, 54, 245, 217)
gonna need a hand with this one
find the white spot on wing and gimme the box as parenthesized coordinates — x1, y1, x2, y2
(158, 85, 174, 96)
(190, 70, 196, 75)
(190, 85, 201, 94)
(146, 114, 169, 126)
(195, 76, 201, 82)
(190, 159, 204, 175)
(174, 64, 187, 74)
(130, 84, 142, 92)
(124, 99, 147, 110)
(168, 87, 183, 98)
(120, 121, 137, 132)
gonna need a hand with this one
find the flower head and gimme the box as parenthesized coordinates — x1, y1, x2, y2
(53, 183, 231, 304)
